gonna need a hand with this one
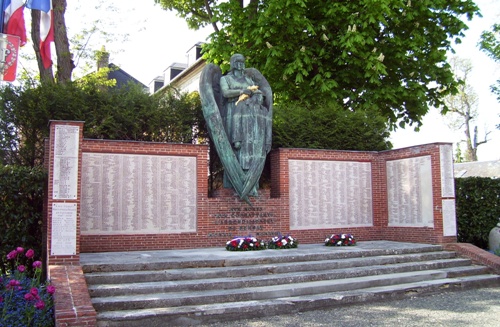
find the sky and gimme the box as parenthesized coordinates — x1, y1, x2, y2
(19, 0, 500, 161)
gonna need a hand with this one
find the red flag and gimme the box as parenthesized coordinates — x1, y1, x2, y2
(0, 33, 21, 82)
(27, 0, 53, 68)
(3, 0, 27, 46)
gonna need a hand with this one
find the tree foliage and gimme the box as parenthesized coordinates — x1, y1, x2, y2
(479, 23, 500, 106)
(273, 100, 391, 151)
(156, 0, 480, 129)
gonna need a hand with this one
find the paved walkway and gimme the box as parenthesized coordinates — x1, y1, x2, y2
(199, 287, 500, 327)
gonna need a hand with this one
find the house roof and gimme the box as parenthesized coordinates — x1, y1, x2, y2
(454, 160, 500, 179)
(107, 63, 147, 90)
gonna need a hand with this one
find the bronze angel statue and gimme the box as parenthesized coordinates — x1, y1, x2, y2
(200, 54, 273, 204)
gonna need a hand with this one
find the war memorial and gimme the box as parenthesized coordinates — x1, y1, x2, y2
(42, 55, 500, 326)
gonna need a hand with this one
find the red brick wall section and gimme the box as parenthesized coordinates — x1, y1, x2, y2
(444, 243, 500, 274)
(49, 265, 97, 327)
(74, 142, 457, 252)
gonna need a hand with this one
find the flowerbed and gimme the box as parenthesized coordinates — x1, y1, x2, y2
(226, 236, 266, 251)
(325, 234, 357, 246)
(268, 235, 299, 249)
(0, 247, 55, 327)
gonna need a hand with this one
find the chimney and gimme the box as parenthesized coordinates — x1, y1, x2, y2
(96, 46, 110, 71)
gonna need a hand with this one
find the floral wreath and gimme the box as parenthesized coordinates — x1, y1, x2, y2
(226, 236, 266, 251)
(325, 233, 357, 246)
(268, 234, 298, 249)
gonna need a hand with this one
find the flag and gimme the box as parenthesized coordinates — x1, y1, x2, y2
(26, 0, 51, 13)
(3, 0, 27, 46)
(27, 0, 53, 68)
(0, 33, 21, 82)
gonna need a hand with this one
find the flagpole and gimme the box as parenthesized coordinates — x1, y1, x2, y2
(0, 0, 5, 33)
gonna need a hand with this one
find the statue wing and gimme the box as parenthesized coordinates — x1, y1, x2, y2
(199, 63, 252, 204)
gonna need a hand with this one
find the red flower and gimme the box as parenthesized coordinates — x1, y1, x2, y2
(35, 301, 45, 310)
(47, 285, 56, 295)
(6, 250, 18, 260)
(25, 249, 35, 259)
(25, 293, 35, 301)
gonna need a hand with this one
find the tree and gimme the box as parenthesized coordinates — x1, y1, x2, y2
(29, 0, 74, 83)
(155, 0, 480, 129)
(479, 23, 500, 104)
(442, 57, 489, 162)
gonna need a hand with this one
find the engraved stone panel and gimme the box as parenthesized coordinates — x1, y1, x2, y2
(387, 156, 434, 227)
(52, 125, 79, 199)
(440, 144, 455, 197)
(51, 203, 77, 255)
(81, 153, 197, 235)
(442, 199, 457, 236)
(289, 160, 373, 230)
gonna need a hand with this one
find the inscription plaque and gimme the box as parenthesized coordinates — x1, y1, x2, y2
(81, 153, 197, 234)
(51, 203, 77, 255)
(387, 156, 434, 227)
(442, 199, 457, 236)
(289, 160, 373, 230)
(440, 144, 455, 198)
(52, 125, 79, 199)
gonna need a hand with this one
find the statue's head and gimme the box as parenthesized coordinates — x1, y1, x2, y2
(230, 54, 245, 72)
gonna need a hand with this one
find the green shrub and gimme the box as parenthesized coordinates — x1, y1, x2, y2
(455, 177, 500, 249)
(0, 165, 46, 274)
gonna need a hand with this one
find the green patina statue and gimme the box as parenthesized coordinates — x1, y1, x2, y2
(200, 54, 273, 204)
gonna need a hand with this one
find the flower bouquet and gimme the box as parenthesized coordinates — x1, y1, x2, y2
(1, 247, 55, 327)
(325, 233, 357, 246)
(226, 236, 266, 251)
(268, 234, 299, 249)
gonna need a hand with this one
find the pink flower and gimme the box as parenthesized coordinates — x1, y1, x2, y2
(7, 279, 21, 289)
(30, 287, 39, 297)
(32, 261, 42, 269)
(17, 265, 26, 273)
(25, 249, 35, 259)
(25, 293, 35, 301)
(35, 301, 45, 310)
(0, 296, 3, 303)
(47, 285, 56, 295)
(16, 247, 24, 253)
(7, 250, 18, 260)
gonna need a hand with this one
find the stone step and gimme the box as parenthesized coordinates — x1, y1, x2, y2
(85, 251, 459, 285)
(94, 274, 500, 327)
(91, 269, 478, 311)
(81, 242, 444, 273)
(88, 258, 477, 298)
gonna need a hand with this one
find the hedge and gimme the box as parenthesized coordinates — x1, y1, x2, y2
(0, 165, 46, 274)
(455, 177, 500, 250)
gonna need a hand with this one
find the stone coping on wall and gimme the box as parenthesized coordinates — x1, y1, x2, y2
(49, 265, 97, 327)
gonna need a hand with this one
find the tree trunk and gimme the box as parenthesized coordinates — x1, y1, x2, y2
(31, 10, 54, 84)
(53, 0, 74, 83)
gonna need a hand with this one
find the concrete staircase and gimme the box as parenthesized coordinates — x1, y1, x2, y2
(80, 241, 500, 326)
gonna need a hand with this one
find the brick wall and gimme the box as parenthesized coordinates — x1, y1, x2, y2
(45, 122, 457, 257)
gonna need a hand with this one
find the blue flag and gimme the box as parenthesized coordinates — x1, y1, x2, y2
(26, 0, 51, 13)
